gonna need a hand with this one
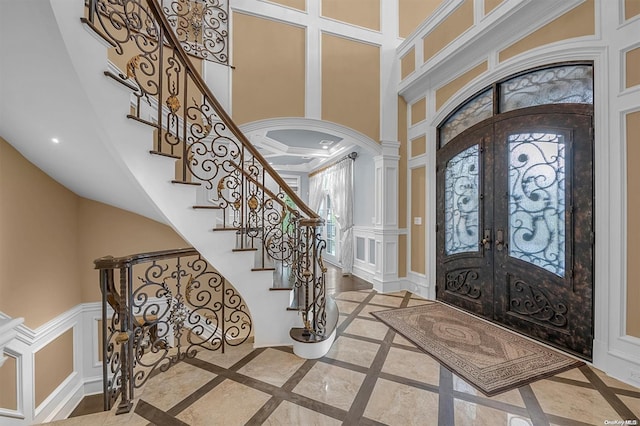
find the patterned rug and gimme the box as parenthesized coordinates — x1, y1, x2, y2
(372, 302, 584, 396)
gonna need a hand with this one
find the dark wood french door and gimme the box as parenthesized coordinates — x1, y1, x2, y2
(436, 104, 594, 359)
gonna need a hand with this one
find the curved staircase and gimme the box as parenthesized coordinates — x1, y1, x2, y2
(46, 0, 335, 353)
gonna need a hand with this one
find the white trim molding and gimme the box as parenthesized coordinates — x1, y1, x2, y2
(0, 304, 104, 425)
(397, 0, 640, 390)
(0, 318, 24, 368)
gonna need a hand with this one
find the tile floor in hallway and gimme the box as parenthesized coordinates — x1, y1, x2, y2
(49, 288, 640, 426)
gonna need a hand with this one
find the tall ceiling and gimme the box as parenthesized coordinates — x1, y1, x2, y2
(0, 1, 374, 225)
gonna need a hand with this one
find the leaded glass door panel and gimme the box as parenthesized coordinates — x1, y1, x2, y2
(436, 104, 593, 360)
(492, 107, 593, 359)
(436, 123, 494, 318)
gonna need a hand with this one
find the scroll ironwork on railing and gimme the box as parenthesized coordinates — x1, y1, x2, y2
(95, 248, 252, 413)
(82, 0, 330, 411)
(161, 0, 229, 64)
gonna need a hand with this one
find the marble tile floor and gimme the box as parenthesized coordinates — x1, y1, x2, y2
(47, 287, 640, 426)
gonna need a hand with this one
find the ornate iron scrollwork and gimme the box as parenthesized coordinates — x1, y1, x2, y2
(163, 0, 229, 64)
(508, 132, 566, 277)
(509, 279, 568, 327)
(444, 144, 480, 255)
(98, 249, 252, 410)
(445, 269, 481, 299)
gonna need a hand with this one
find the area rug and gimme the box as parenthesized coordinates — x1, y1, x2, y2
(372, 302, 584, 396)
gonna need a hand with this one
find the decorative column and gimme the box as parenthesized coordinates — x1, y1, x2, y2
(372, 140, 401, 292)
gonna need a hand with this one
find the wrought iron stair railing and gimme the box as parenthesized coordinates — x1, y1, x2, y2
(95, 247, 252, 413)
(82, 0, 333, 394)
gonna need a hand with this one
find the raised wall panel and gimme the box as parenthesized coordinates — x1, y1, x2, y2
(627, 110, 640, 338)
(401, 47, 416, 80)
(385, 166, 398, 226)
(411, 135, 427, 157)
(322, 0, 380, 31)
(398, 97, 408, 229)
(384, 241, 398, 274)
(398, 234, 408, 277)
(34, 329, 73, 407)
(625, 47, 640, 89)
(268, 0, 306, 11)
(410, 166, 426, 274)
(422, 0, 474, 63)
(399, 0, 443, 39)
(411, 98, 426, 125)
(232, 13, 306, 124)
(498, 0, 595, 63)
(0, 353, 17, 411)
(484, 0, 504, 15)
(626, 0, 640, 20)
(322, 33, 380, 142)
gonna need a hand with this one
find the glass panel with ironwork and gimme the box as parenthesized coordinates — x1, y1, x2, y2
(440, 89, 493, 147)
(500, 65, 593, 112)
(445, 145, 480, 255)
(508, 133, 566, 276)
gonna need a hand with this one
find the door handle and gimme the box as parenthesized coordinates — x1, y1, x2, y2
(496, 229, 506, 252)
(480, 229, 491, 250)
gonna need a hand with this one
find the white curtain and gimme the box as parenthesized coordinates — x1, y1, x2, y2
(308, 174, 325, 213)
(325, 158, 355, 275)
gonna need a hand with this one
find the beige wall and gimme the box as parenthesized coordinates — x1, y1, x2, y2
(410, 167, 426, 274)
(322, 33, 380, 142)
(0, 139, 81, 328)
(398, 97, 408, 230)
(399, 0, 443, 39)
(484, 0, 504, 15)
(411, 135, 427, 157)
(626, 0, 640, 20)
(0, 137, 188, 325)
(398, 97, 408, 277)
(423, 0, 474, 63)
(401, 47, 416, 80)
(269, 0, 305, 11)
(499, 0, 595, 63)
(0, 136, 191, 412)
(627, 110, 640, 338)
(322, 0, 380, 31)
(232, 13, 306, 124)
(411, 98, 426, 125)
(77, 198, 187, 303)
(398, 234, 408, 278)
(0, 354, 17, 410)
(626, 47, 640, 89)
(34, 329, 73, 407)
(436, 61, 487, 111)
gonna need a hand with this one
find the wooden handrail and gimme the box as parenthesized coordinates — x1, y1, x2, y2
(94, 247, 197, 269)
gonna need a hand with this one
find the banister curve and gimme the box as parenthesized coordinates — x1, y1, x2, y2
(143, 0, 318, 221)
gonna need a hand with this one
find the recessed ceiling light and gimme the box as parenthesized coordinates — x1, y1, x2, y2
(51, 138, 60, 144)
(322, 146, 328, 150)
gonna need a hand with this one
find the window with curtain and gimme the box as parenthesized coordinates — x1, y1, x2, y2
(308, 155, 355, 274)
